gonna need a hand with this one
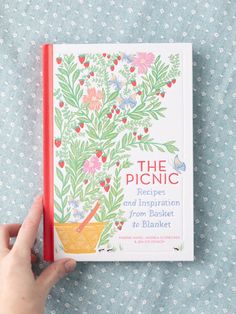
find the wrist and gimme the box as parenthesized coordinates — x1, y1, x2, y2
(0, 297, 44, 314)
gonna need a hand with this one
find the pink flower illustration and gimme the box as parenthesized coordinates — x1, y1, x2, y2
(83, 156, 101, 174)
(132, 52, 155, 74)
(82, 87, 103, 111)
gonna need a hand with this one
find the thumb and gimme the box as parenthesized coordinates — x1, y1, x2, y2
(37, 259, 76, 295)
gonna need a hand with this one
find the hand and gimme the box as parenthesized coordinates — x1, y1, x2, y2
(0, 195, 76, 314)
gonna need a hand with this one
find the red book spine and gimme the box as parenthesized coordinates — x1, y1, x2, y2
(42, 44, 54, 261)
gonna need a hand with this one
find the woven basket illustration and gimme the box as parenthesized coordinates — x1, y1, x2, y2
(55, 222, 106, 254)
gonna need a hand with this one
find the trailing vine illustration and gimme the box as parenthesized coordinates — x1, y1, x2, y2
(53, 51, 181, 249)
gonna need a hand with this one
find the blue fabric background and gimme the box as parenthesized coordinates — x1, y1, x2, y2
(0, 0, 235, 313)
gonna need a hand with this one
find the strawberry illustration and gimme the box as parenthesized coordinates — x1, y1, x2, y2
(131, 80, 136, 87)
(107, 113, 112, 119)
(80, 122, 84, 128)
(102, 53, 106, 57)
(56, 57, 62, 64)
(100, 181, 105, 187)
(107, 54, 111, 59)
(172, 78, 176, 84)
(137, 91, 142, 95)
(133, 132, 137, 136)
(90, 71, 94, 76)
(116, 161, 120, 167)
(111, 109, 114, 113)
(138, 135, 142, 140)
(104, 185, 110, 192)
(84, 61, 89, 68)
(96, 150, 103, 158)
(110, 65, 115, 71)
(167, 82, 172, 88)
(79, 79, 84, 85)
(59, 101, 64, 108)
(84, 179, 88, 184)
(117, 55, 121, 60)
(113, 105, 117, 109)
(115, 221, 124, 230)
(130, 66, 135, 72)
(144, 127, 149, 133)
(160, 92, 165, 98)
(58, 160, 64, 168)
(116, 109, 120, 114)
(102, 155, 107, 163)
(122, 117, 127, 124)
(114, 59, 118, 65)
(106, 177, 111, 184)
(55, 138, 61, 147)
(75, 126, 80, 133)
(79, 55, 85, 64)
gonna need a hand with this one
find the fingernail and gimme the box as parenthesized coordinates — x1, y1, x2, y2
(64, 260, 76, 273)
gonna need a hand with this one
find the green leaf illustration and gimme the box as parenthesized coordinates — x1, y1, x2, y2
(54, 168, 71, 223)
(54, 51, 181, 245)
(107, 90, 119, 102)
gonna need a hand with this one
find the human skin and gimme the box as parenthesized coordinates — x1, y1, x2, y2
(0, 195, 76, 314)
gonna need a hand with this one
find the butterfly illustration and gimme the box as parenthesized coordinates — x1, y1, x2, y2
(115, 221, 125, 230)
(72, 209, 85, 220)
(120, 52, 133, 63)
(117, 94, 137, 110)
(173, 155, 186, 174)
(68, 198, 80, 209)
(68, 198, 85, 220)
(109, 74, 123, 91)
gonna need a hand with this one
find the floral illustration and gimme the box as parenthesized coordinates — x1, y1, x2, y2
(53, 50, 181, 253)
(132, 52, 155, 73)
(82, 87, 104, 111)
(83, 156, 101, 174)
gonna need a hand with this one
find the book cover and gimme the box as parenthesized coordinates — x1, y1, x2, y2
(42, 43, 193, 262)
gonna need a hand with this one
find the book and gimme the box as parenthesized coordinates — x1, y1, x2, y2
(42, 43, 193, 262)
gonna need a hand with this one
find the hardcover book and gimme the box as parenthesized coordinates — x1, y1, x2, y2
(42, 43, 193, 262)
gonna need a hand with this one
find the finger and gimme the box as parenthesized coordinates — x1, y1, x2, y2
(37, 259, 76, 296)
(14, 195, 43, 254)
(9, 244, 38, 263)
(9, 240, 37, 251)
(0, 224, 21, 253)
